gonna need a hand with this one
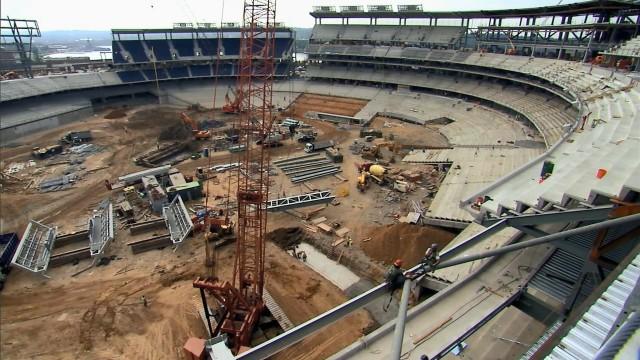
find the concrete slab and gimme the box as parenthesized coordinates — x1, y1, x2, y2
(297, 243, 360, 291)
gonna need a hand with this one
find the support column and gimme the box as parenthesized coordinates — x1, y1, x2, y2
(390, 279, 412, 360)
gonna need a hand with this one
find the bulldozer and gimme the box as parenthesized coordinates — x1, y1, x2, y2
(180, 112, 211, 140)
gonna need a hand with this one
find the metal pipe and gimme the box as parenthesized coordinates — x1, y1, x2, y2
(390, 279, 412, 360)
(237, 213, 640, 360)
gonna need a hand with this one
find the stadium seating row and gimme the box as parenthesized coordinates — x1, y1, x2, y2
(112, 38, 293, 64)
(116, 63, 289, 83)
(305, 64, 576, 146)
(307, 28, 640, 216)
(310, 24, 465, 46)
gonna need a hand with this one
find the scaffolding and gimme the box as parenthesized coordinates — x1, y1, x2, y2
(88, 201, 115, 256)
(163, 195, 194, 244)
(11, 220, 56, 273)
(0, 17, 41, 78)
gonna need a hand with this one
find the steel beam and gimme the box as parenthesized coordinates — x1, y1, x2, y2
(236, 213, 640, 360)
(266, 191, 335, 212)
(482, 205, 613, 227)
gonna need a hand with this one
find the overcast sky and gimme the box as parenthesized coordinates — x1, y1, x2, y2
(3, 0, 588, 31)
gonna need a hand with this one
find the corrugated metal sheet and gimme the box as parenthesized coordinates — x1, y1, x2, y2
(529, 248, 583, 303)
(546, 252, 639, 359)
(529, 221, 639, 305)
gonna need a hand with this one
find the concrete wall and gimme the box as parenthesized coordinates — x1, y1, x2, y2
(0, 107, 94, 144)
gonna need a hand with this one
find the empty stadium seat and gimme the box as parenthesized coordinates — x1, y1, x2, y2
(173, 39, 196, 57)
(145, 40, 173, 61)
(143, 68, 168, 80)
(190, 64, 212, 77)
(275, 38, 292, 57)
(119, 40, 149, 63)
(217, 63, 234, 76)
(221, 38, 240, 56)
(198, 38, 218, 56)
(116, 70, 146, 83)
(111, 41, 127, 64)
(167, 67, 189, 78)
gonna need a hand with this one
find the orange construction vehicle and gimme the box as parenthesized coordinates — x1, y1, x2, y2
(222, 87, 242, 114)
(180, 112, 211, 140)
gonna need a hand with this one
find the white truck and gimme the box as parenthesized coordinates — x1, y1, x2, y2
(304, 140, 334, 153)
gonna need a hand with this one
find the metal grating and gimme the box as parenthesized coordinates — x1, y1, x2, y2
(266, 190, 335, 212)
(528, 248, 584, 303)
(163, 195, 193, 244)
(546, 252, 640, 359)
(88, 201, 115, 256)
(11, 220, 57, 273)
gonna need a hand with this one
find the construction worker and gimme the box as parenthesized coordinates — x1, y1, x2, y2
(421, 243, 440, 269)
(383, 259, 405, 311)
(385, 259, 405, 292)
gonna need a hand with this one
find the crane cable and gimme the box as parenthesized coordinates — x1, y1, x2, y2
(203, 0, 226, 279)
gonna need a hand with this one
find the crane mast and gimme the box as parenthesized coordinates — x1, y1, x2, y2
(234, 0, 276, 305)
(193, 0, 276, 354)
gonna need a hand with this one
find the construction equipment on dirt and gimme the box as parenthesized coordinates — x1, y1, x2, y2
(325, 147, 343, 163)
(304, 140, 334, 153)
(193, 0, 277, 354)
(222, 86, 242, 114)
(60, 131, 92, 145)
(31, 144, 63, 159)
(180, 112, 211, 140)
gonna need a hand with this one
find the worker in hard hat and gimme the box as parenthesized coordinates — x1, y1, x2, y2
(386, 259, 406, 292)
(383, 259, 406, 311)
(421, 243, 441, 269)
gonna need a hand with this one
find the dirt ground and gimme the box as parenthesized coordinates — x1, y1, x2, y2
(0, 93, 458, 359)
(362, 223, 456, 267)
(369, 116, 451, 148)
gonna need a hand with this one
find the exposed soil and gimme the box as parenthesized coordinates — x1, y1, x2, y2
(369, 116, 451, 148)
(362, 223, 457, 267)
(267, 227, 311, 249)
(288, 94, 368, 118)
(0, 102, 374, 360)
(104, 109, 127, 119)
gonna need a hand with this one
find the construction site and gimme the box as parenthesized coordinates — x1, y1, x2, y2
(1, 1, 640, 359)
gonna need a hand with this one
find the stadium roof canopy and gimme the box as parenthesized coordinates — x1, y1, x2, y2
(310, 0, 640, 20)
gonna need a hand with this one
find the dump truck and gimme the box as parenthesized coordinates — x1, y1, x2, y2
(304, 140, 334, 153)
(32, 145, 63, 159)
(60, 131, 92, 145)
(0, 233, 20, 291)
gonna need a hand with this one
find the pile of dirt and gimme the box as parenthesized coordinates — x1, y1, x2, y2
(362, 223, 456, 267)
(158, 123, 192, 140)
(104, 109, 127, 119)
(200, 119, 226, 129)
(267, 227, 312, 249)
(128, 108, 181, 129)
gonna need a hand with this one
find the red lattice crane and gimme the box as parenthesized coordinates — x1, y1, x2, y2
(193, 0, 276, 354)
